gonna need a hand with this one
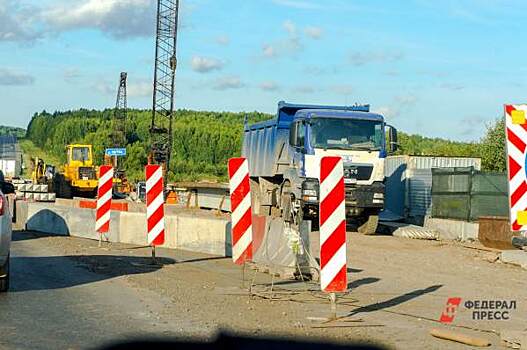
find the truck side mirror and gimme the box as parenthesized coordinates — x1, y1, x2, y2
(289, 123, 298, 147)
(388, 125, 398, 153)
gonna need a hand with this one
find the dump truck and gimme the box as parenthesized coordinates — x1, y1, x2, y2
(242, 101, 398, 234)
(53, 144, 98, 199)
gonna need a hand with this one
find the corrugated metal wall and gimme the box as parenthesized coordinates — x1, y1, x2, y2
(384, 156, 482, 223)
(0, 135, 22, 178)
(384, 156, 407, 219)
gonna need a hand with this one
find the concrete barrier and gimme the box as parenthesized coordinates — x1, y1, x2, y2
(424, 217, 478, 241)
(21, 202, 232, 257)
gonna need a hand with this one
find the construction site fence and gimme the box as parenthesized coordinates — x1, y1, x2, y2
(431, 167, 508, 222)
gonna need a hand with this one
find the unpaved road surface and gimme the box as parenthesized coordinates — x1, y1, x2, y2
(0, 230, 525, 349)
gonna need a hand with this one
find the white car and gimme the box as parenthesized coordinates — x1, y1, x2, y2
(0, 179, 14, 292)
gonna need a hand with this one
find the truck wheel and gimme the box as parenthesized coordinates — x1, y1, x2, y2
(0, 255, 10, 293)
(358, 215, 379, 235)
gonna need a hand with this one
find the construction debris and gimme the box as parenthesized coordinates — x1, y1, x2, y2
(430, 328, 491, 347)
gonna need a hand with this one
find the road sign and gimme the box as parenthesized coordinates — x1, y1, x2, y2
(146, 164, 165, 245)
(319, 156, 347, 292)
(96, 165, 113, 233)
(228, 157, 253, 265)
(105, 148, 127, 157)
(505, 104, 527, 233)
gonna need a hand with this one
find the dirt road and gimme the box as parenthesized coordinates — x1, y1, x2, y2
(0, 230, 524, 349)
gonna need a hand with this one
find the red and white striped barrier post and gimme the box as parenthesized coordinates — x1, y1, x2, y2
(319, 156, 347, 318)
(96, 165, 114, 246)
(228, 157, 253, 265)
(505, 104, 527, 235)
(146, 164, 165, 262)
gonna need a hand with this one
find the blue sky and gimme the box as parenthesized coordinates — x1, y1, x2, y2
(0, 0, 525, 141)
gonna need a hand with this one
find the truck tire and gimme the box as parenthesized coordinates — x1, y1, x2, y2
(358, 215, 379, 235)
(0, 255, 10, 293)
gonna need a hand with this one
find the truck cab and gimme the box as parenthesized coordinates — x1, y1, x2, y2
(242, 101, 397, 234)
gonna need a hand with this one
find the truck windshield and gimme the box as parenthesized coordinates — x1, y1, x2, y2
(72, 147, 90, 162)
(309, 118, 384, 150)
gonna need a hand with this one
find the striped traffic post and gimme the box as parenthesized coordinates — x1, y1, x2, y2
(96, 165, 114, 247)
(228, 157, 253, 265)
(505, 104, 527, 235)
(319, 156, 347, 318)
(146, 164, 165, 261)
(95, 165, 114, 243)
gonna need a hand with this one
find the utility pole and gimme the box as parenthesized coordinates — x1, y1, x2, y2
(150, 0, 179, 184)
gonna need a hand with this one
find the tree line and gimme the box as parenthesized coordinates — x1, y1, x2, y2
(19, 109, 506, 181)
(0, 125, 25, 138)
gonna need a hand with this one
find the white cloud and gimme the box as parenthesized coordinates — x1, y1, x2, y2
(349, 51, 404, 66)
(304, 26, 322, 39)
(191, 56, 224, 73)
(128, 80, 152, 98)
(0, 1, 40, 42)
(259, 81, 280, 91)
(283, 20, 297, 36)
(0, 69, 35, 86)
(261, 20, 303, 59)
(374, 94, 418, 119)
(213, 76, 244, 90)
(216, 35, 230, 46)
(41, 0, 155, 38)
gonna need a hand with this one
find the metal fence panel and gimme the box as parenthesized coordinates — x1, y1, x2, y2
(431, 168, 508, 221)
(408, 168, 433, 217)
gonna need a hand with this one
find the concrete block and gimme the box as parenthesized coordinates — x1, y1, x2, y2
(25, 203, 120, 242)
(424, 217, 478, 241)
(501, 250, 527, 269)
(65, 206, 120, 242)
(26, 203, 70, 236)
(13, 200, 28, 230)
(176, 213, 230, 256)
(164, 215, 178, 249)
(119, 211, 148, 246)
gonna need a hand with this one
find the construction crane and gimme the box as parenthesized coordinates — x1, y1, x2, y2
(150, 0, 179, 184)
(113, 72, 127, 148)
(109, 72, 131, 195)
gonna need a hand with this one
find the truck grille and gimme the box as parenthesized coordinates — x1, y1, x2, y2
(79, 167, 96, 180)
(344, 165, 373, 181)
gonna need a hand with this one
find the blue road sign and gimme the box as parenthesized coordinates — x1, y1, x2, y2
(105, 148, 127, 157)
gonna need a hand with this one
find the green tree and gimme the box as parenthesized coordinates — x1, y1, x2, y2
(480, 118, 506, 172)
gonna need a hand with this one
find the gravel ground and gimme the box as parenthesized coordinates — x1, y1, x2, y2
(12, 230, 527, 349)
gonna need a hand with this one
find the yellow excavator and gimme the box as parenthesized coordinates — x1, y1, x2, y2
(31, 157, 55, 185)
(53, 144, 99, 198)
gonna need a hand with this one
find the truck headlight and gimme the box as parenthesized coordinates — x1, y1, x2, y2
(301, 179, 319, 201)
(373, 193, 384, 199)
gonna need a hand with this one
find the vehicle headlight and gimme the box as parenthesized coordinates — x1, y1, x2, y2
(301, 179, 319, 199)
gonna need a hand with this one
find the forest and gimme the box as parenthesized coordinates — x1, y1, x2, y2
(0, 125, 25, 138)
(6, 108, 505, 182)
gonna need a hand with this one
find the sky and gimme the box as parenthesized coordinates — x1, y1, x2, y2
(0, 0, 525, 141)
